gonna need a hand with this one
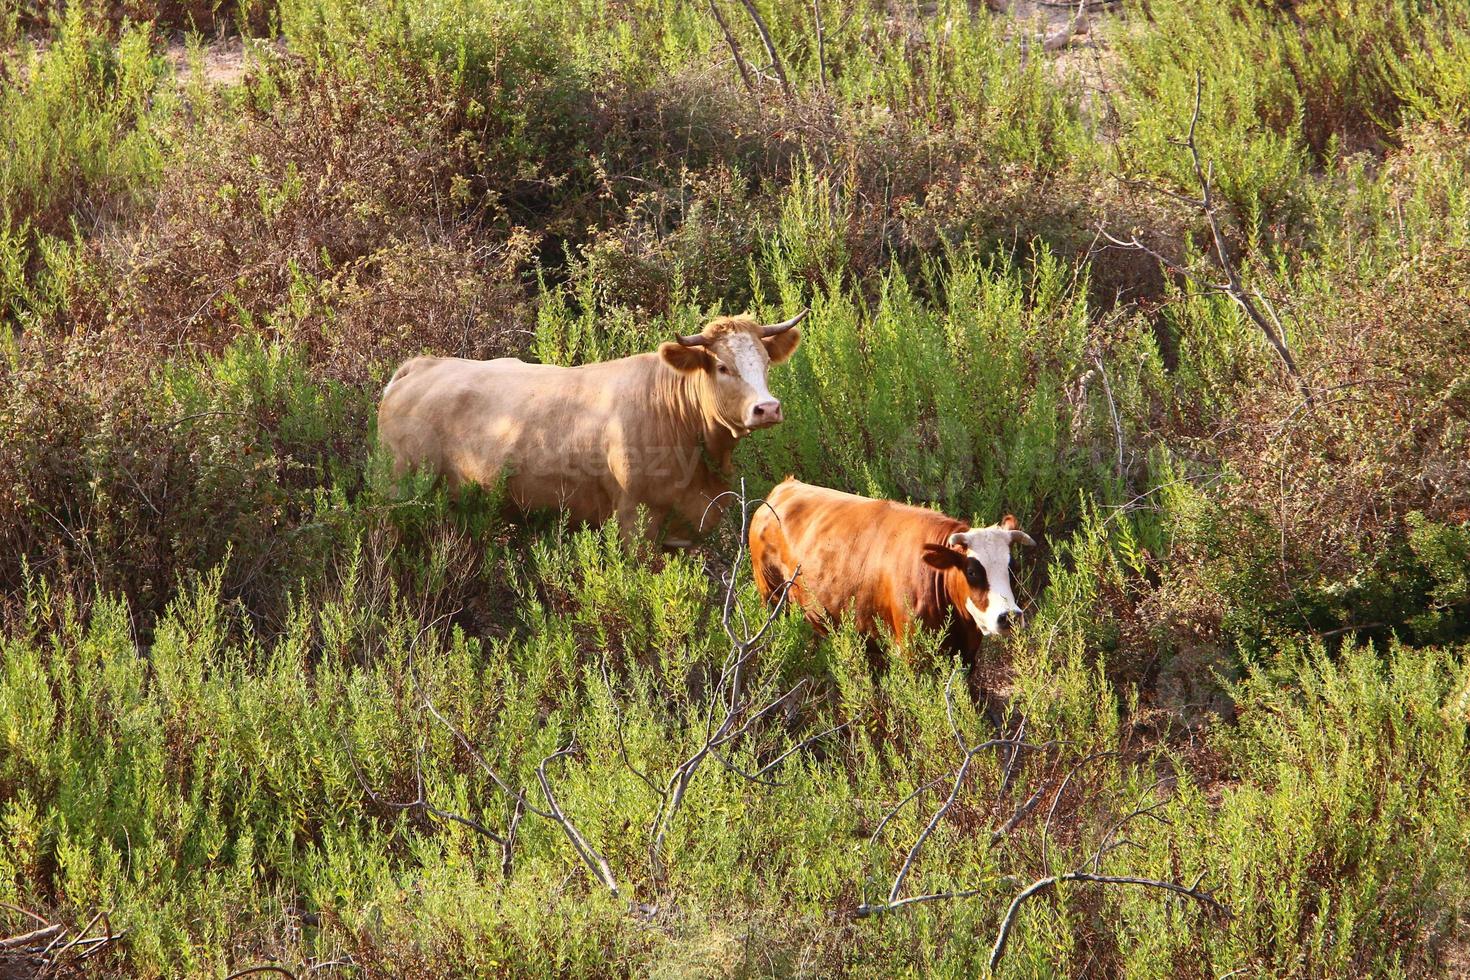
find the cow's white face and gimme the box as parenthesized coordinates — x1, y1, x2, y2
(660, 322, 801, 435)
(924, 516, 1036, 636)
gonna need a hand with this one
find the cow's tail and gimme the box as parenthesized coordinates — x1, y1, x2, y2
(747, 508, 785, 604)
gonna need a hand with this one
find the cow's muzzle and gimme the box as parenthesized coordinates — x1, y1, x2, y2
(746, 399, 783, 427)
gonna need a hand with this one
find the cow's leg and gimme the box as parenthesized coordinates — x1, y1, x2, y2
(614, 498, 677, 547)
(612, 499, 643, 542)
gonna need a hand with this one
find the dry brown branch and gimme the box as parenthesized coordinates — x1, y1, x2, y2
(347, 615, 617, 895)
(988, 781, 1230, 971)
(0, 925, 63, 948)
(344, 733, 509, 846)
(707, 0, 755, 93)
(989, 871, 1228, 970)
(736, 0, 793, 96)
(642, 482, 842, 883)
(0, 904, 48, 929)
(225, 968, 300, 980)
(537, 742, 621, 896)
(988, 779, 1050, 848)
(1104, 72, 1313, 407)
(857, 672, 1052, 918)
(1, 907, 125, 975)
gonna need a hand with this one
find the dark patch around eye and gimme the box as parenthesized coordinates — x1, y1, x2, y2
(965, 557, 987, 590)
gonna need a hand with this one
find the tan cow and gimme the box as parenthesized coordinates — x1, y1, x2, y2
(377, 312, 804, 542)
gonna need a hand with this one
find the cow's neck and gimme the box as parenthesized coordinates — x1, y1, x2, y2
(652, 360, 739, 479)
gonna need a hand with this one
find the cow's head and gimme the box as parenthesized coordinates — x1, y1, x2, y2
(658, 311, 804, 434)
(922, 515, 1036, 636)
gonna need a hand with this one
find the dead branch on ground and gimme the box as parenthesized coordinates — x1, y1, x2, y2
(1, 905, 125, 977)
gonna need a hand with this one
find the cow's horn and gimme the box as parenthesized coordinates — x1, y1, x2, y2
(675, 331, 711, 347)
(759, 309, 808, 337)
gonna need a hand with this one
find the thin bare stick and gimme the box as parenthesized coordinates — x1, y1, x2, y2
(343, 733, 510, 846)
(860, 717, 1050, 917)
(989, 871, 1229, 971)
(989, 779, 1050, 848)
(736, 0, 792, 96)
(1040, 750, 1118, 869)
(812, 0, 827, 91)
(646, 486, 823, 882)
(537, 743, 620, 897)
(419, 698, 553, 820)
(708, 0, 755, 93)
(886, 747, 980, 904)
(1107, 72, 1312, 407)
(0, 902, 49, 928)
(1093, 355, 1125, 485)
(753, 720, 849, 778)
(869, 776, 948, 847)
(601, 660, 663, 800)
(855, 884, 1000, 918)
(48, 909, 111, 960)
(0, 924, 63, 948)
(501, 798, 524, 880)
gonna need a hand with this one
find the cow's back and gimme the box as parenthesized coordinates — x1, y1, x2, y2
(750, 479, 962, 639)
(377, 355, 629, 519)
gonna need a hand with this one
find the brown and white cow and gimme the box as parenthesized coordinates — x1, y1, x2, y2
(749, 478, 1035, 656)
(377, 312, 803, 542)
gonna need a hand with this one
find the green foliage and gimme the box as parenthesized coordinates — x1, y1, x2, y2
(1114, 0, 1470, 230)
(0, 9, 171, 321)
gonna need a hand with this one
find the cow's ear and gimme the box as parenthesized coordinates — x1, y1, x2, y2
(762, 327, 801, 364)
(660, 342, 714, 373)
(999, 514, 1019, 531)
(921, 543, 965, 570)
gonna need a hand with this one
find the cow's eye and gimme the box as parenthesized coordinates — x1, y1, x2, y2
(716, 364, 730, 375)
(965, 558, 987, 590)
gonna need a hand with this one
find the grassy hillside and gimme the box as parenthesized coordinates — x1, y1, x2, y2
(1, 0, 1468, 976)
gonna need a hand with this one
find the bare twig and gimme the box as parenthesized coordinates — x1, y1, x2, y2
(736, 0, 792, 96)
(0, 902, 49, 928)
(869, 775, 948, 847)
(0, 924, 63, 948)
(1105, 72, 1313, 407)
(644, 483, 840, 883)
(1093, 355, 1125, 486)
(858, 670, 1051, 918)
(812, 0, 827, 91)
(708, 0, 755, 92)
(538, 742, 620, 897)
(989, 871, 1229, 971)
(344, 734, 510, 847)
(988, 779, 1050, 848)
(225, 968, 300, 980)
(988, 778, 1229, 971)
